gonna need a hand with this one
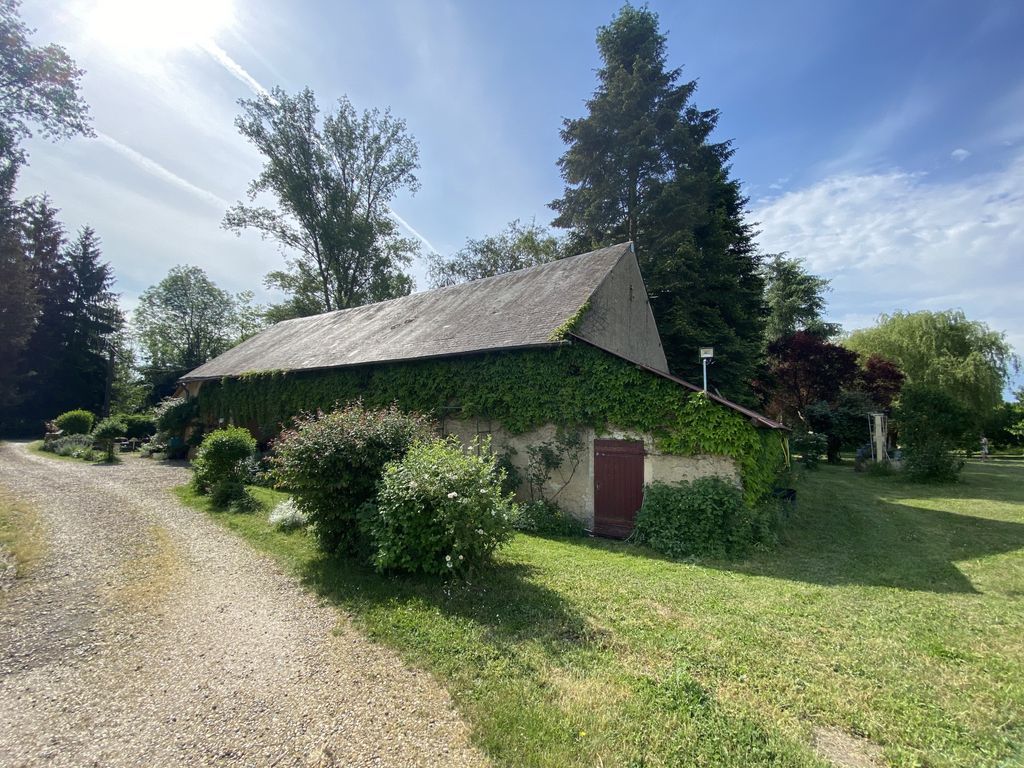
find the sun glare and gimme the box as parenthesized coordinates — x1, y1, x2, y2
(88, 0, 235, 52)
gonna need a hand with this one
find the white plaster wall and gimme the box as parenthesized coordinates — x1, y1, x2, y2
(443, 418, 741, 530)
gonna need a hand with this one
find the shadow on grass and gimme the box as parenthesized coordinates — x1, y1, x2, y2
(296, 548, 593, 659)
(559, 463, 1024, 595)
(722, 464, 1024, 594)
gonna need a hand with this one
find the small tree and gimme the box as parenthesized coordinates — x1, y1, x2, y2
(894, 384, 969, 482)
(92, 416, 126, 462)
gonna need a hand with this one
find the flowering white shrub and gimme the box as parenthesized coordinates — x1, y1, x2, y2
(268, 498, 308, 530)
(365, 436, 514, 575)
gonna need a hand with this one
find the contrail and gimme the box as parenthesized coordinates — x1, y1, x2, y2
(197, 40, 440, 256)
(201, 40, 269, 98)
(95, 131, 230, 209)
(389, 208, 440, 255)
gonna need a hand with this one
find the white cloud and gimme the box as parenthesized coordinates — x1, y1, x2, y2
(950, 148, 971, 162)
(753, 151, 1024, 366)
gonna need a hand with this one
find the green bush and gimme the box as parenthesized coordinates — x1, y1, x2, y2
(192, 426, 258, 498)
(790, 431, 827, 469)
(122, 413, 157, 440)
(270, 402, 436, 553)
(366, 437, 514, 575)
(155, 397, 198, 436)
(895, 384, 968, 482)
(634, 477, 775, 559)
(54, 409, 94, 435)
(209, 480, 258, 512)
(92, 416, 127, 461)
(44, 434, 95, 459)
(510, 499, 585, 536)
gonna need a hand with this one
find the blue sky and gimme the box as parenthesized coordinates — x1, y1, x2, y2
(17, 0, 1024, 391)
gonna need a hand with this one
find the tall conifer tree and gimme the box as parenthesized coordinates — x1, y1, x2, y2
(551, 6, 765, 398)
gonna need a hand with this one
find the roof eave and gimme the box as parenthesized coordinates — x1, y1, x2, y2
(178, 340, 572, 384)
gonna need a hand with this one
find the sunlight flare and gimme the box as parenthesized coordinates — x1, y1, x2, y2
(87, 0, 235, 51)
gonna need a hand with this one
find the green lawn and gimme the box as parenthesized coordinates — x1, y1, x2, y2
(175, 462, 1024, 767)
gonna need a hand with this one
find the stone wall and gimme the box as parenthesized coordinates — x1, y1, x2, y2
(443, 418, 740, 529)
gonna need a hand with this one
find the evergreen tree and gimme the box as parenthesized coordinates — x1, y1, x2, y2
(14, 195, 71, 422)
(12, 211, 122, 424)
(59, 226, 121, 413)
(0, 132, 34, 406)
(550, 5, 765, 398)
(762, 254, 840, 343)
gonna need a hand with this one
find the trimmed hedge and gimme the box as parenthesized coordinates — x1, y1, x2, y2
(54, 409, 94, 435)
(122, 413, 157, 440)
(192, 426, 258, 503)
(92, 417, 127, 462)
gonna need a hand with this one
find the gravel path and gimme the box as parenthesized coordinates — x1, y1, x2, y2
(0, 442, 486, 768)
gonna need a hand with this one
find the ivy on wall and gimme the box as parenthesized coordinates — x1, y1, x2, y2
(195, 343, 786, 505)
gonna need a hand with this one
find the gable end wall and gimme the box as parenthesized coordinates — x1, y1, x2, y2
(574, 252, 669, 372)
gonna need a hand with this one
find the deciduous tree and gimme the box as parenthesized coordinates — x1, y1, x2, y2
(427, 219, 562, 287)
(845, 310, 1017, 426)
(0, 0, 91, 152)
(761, 331, 860, 426)
(134, 266, 264, 389)
(225, 87, 418, 318)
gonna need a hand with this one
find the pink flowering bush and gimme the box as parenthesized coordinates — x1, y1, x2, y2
(367, 436, 514, 575)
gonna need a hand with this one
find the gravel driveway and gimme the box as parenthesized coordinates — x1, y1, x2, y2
(0, 442, 485, 767)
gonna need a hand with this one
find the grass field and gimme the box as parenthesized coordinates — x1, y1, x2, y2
(177, 462, 1024, 767)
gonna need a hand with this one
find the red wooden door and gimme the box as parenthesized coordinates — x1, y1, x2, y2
(593, 439, 645, 538)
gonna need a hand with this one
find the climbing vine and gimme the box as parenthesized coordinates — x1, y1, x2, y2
(548, 300, 590, 341)
(194, 343, 785, 505)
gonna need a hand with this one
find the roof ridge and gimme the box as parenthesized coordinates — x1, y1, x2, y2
(280, 241, 633, 325)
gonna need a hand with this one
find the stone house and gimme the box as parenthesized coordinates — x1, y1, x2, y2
(180, 242, 787, 538)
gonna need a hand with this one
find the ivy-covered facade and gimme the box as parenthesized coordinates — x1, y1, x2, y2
(181, 243, 788, 536)
(192, 343, 786, 511)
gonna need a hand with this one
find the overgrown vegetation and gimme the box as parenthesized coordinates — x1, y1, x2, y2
(178, 461, 1024, 767)
(270, 403, 436, 552)
(635, 477, 777, 558)
(197, 344, 786, 506)
(367, 437, 514, 575)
